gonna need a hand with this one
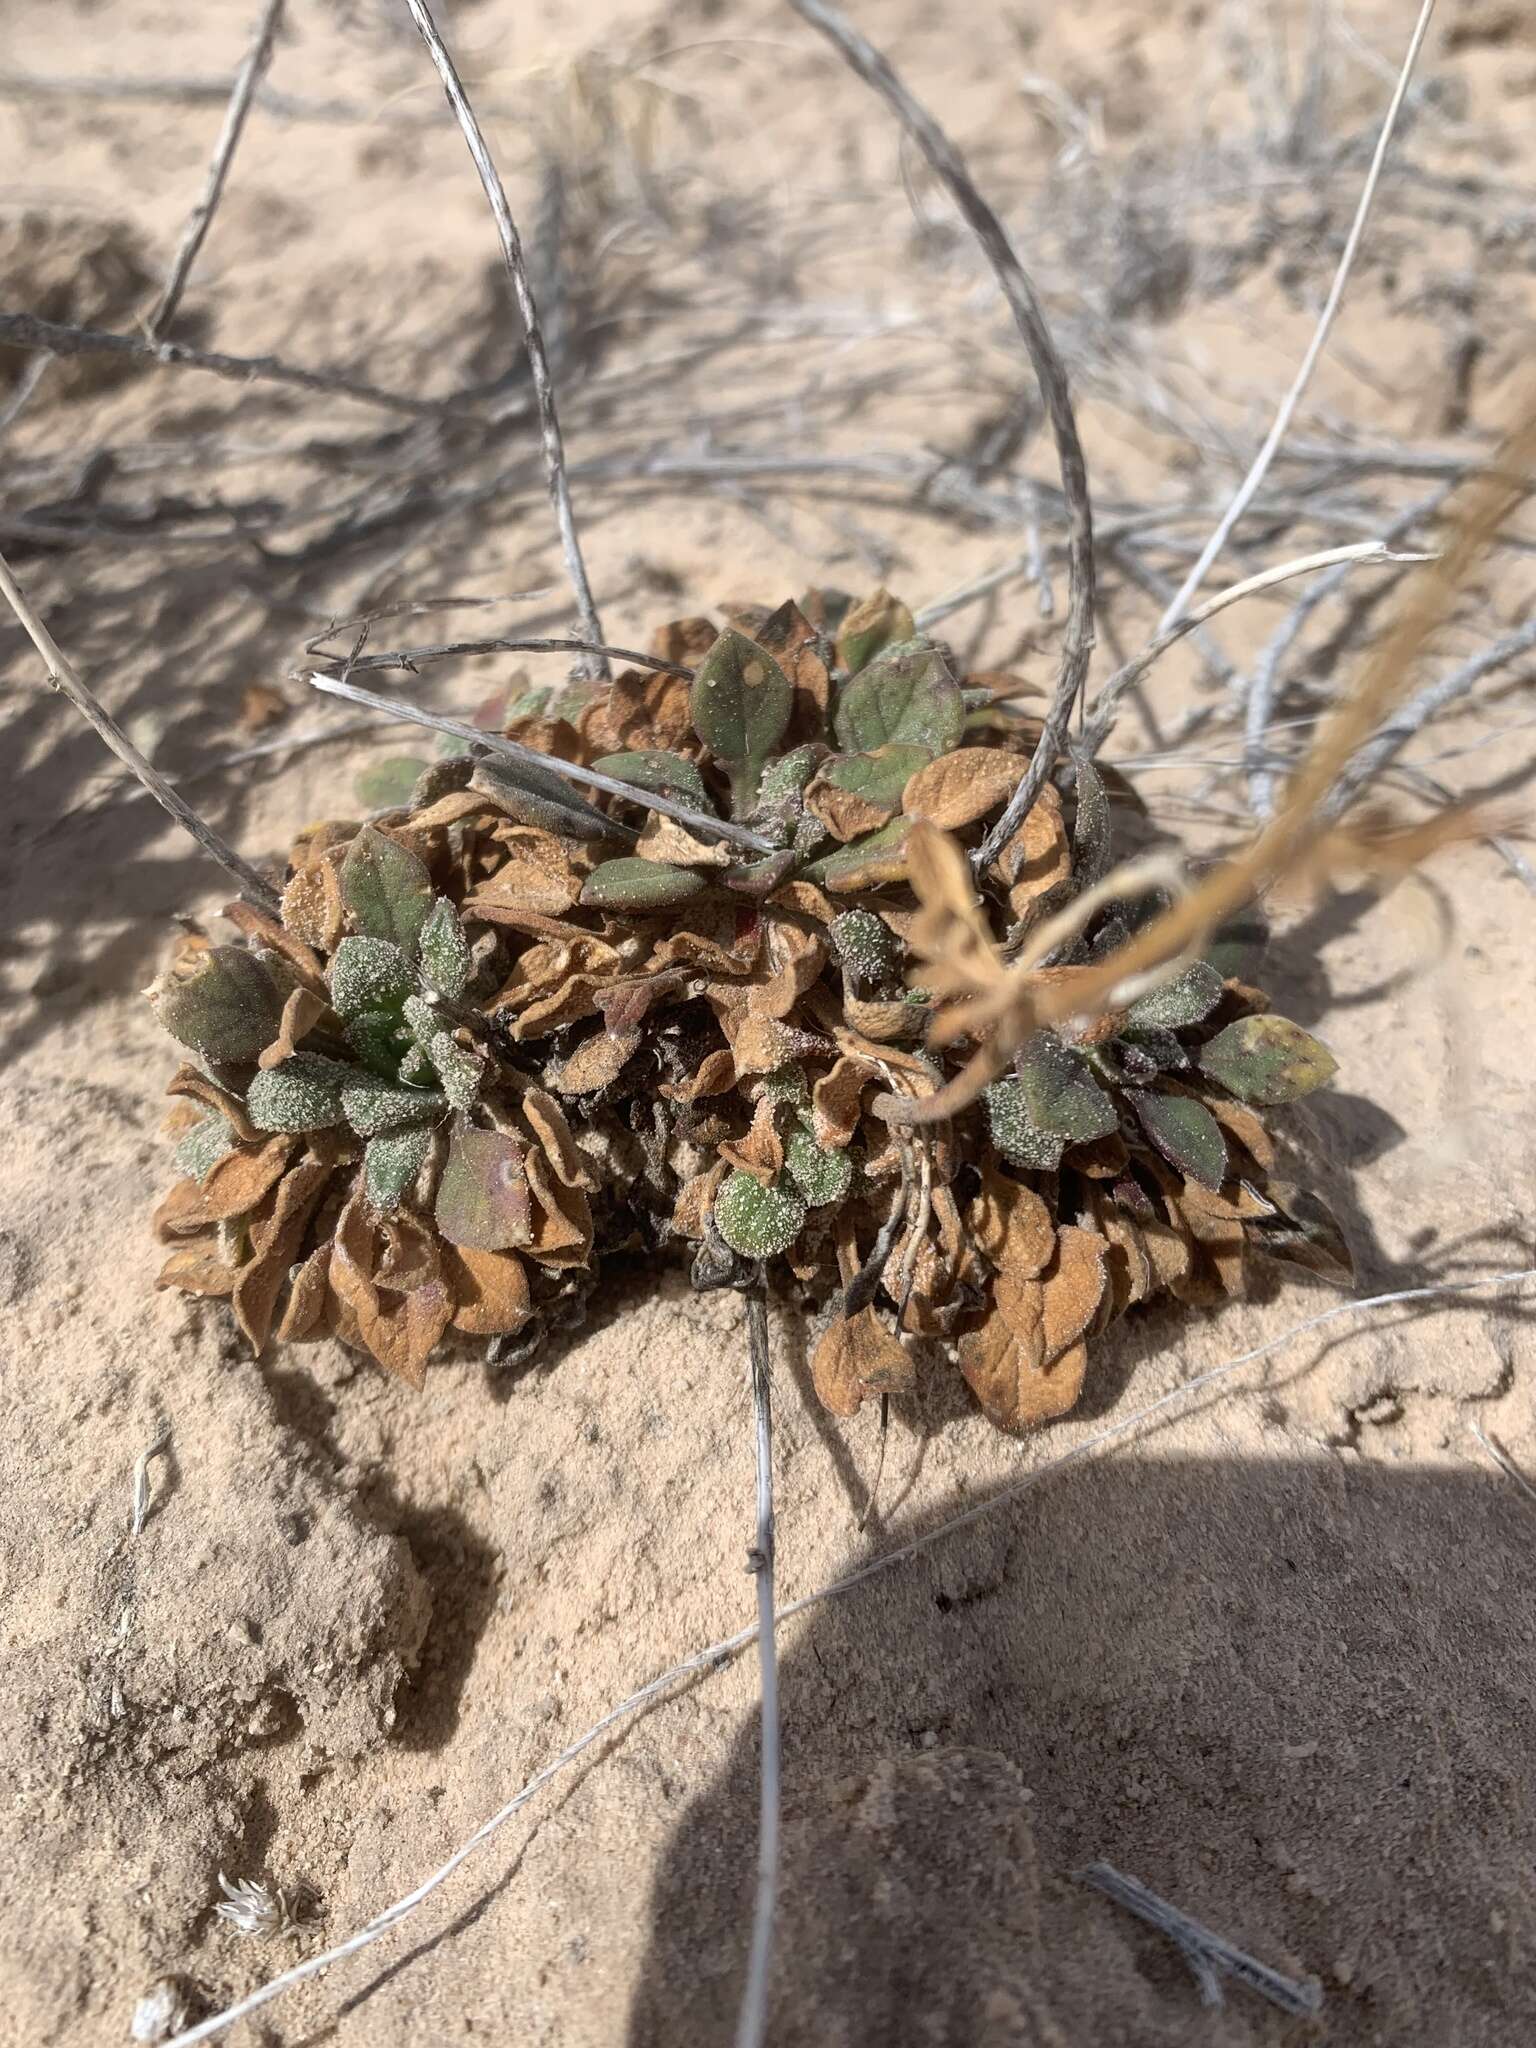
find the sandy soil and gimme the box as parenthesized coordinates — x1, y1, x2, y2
(3, 1, 1535, 2043)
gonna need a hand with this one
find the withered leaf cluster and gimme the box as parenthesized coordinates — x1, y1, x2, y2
(149, 588, 1348, 1426)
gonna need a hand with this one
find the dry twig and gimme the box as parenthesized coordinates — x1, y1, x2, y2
(130, 1427, 172, 1538)
(146, 0, 286, 340)
(0, 548, 280, 911)
(403, 0, 608, 676)
(1468, 1421, 1536, 1506)
(1078, 1863, 1321, 2016)
(736, 1290, 781, 2048)
(1240, 488, 1450, 815)
(305, 670, 778, 854)
(1325, 616, 1536, 815)
(1157, 0, 1439, 628)
(306, 634, 690, 681)
(1391, 763, 1536, 896)
(0, 352, 53, 442)
(0, 67, 432, 126)
(0, 310, 472, 422)
(783, 0, 1096, 872)
(1080, 540, 1434, 759)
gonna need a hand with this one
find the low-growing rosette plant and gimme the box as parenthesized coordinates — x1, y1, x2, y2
(149, 588, 1348, 1425)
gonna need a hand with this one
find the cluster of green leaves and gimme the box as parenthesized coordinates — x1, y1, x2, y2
(713, 1064, 855, 1259)
(576, 589, 985, 912)
(153, 825, 481, 1213)
(983, 973, 1337, 1192)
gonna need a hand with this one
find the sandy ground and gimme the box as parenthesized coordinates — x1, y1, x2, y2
(3, 0, 1536, 2042)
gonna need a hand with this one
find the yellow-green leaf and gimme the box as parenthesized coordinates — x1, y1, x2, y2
(1199, 1015, 1337, 1105)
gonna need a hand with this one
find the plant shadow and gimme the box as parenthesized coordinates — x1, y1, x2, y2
(623, 1447, 1536, 2047)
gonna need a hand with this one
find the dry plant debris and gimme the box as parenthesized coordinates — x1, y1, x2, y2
(149, 593, 1346, 1429)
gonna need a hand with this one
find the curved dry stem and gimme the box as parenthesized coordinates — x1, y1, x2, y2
(1079, 541, 1436, 761)
(783, 0, 1096, 873)
(146, 0, 286, 339)
(0, 309, 470, 421)
(403, 0, 608, 677)
(1155, 0, 1439, 627)
(0, 548, 280, 912)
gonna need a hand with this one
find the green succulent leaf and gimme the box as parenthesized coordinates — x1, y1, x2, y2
(173, 1112, 238, 1183)
(364, 1125, 431, 1213)
(472, 755, 629, 842)
(760, 1062, 809, 1105)
(426, 1030, 484, 1112)
(819, 743, 930, 812)
(150, 945, 285, 1063)
(410, 755, 476, 803)
(1125, 961, 1224, 1032)
(689, 629, 793, 807)
(329, 935, 413, 1021)
(835, 587, 916, 677)
(579, 858, 710, 912)
(983, 1079, 1066, 1172)
(339, 824, 433, 955)
(721, 850, 798, 897)
(1015, 1031, 1119, 1142)
(419, 897, 473, 1001)
(785, 1126, 854, 1208)
(401, 993, 438, 1044)
(1070, 756, 1114, 889)
(1115, 1027, 1188, 1077)
(246, 1052, 349, 1134)
(800, 815, 911, 888)
(591, 750, 714, 811)
(833, 638, 963, 756)
(399, 1046, 433, 1085)
(830, 908, 900, 980)
(341, 1075, 447, 1138)
(493, 683, 540, 724)
(344, 1007, 415, 1080)
(757, 743, 824, 808)
(354, 757, 430, 812)
(1129, 1089, 1227, 1191)
(434, 1122, 532, 1250)
(1199, 1015, 1338, 1105)
(713, 1169, 806, 1258)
